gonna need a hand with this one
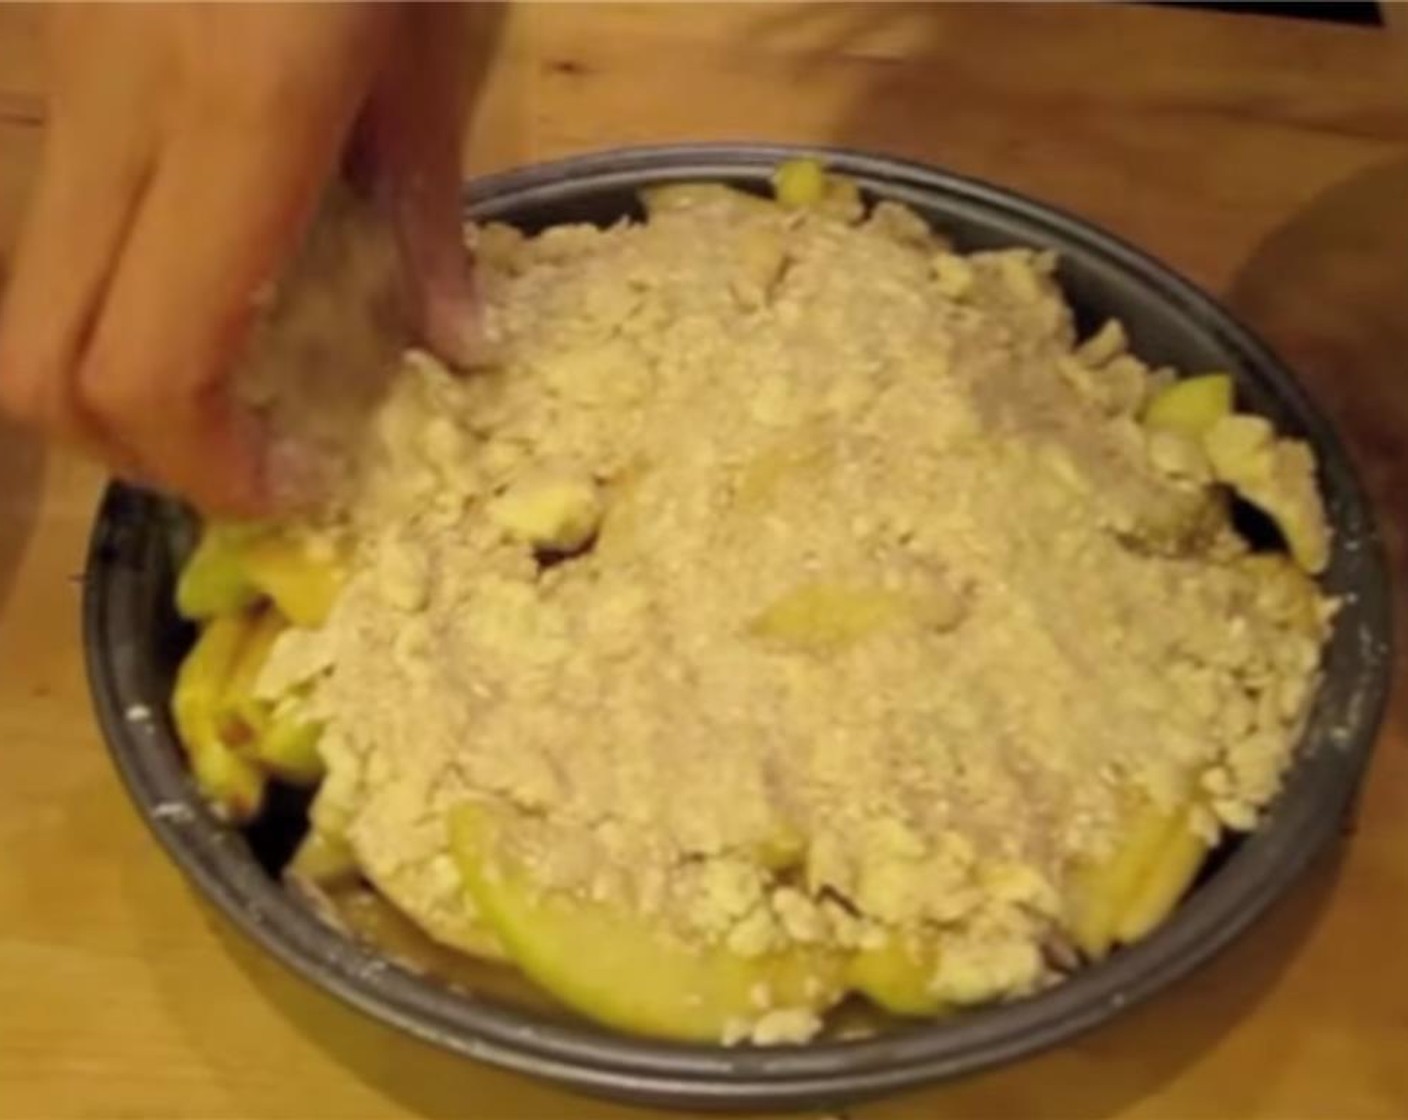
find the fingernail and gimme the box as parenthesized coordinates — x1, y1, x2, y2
(426, 290, 499, 372)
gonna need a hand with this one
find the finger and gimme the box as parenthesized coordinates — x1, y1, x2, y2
(0, 128, 148, 465)
(0, 19, 157, 470)
(68, 5, 395, 516)
(74, 102, 359, 516)
(363, 4, 488, 369)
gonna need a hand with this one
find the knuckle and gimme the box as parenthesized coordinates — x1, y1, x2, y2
(73, 350, 144, 428)
(0, 341, 60, 427)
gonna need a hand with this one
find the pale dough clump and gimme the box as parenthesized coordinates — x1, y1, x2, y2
(284, 186, 1329, 1029)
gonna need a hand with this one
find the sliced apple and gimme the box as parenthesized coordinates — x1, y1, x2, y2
(772, 158, 827, 208)
(847, 934, 948, 1017)
(819, 176, 864, 223)
(288, 828, 359, 887)
(448, 802, 844, 1041)
(177, 521, 344, 628)
(755, 822, 807, 873)
(640, 182, 775, 217)
(1237, 553, 1324, 636)
(254, 714, 325, 786)
(733, 429, 833, 511)
(240, 535, 344, 627)
(1141, 373, 1233, 441)
(205, 605, 325, 786)
(187, 732, 266, 824)
(172, 614, 247, 743)
(1065, 798, 1185, 960)
(175, 524, 262, 620)
(487, 471, 603, 554)
(1203, 413, 1329, 574)
(171, 612, 266, 822)
(211, 607, 285, 747)
(749, 582, 962, 652)
(750, 584, 910, 651)
(1111, 812, 1207, 946)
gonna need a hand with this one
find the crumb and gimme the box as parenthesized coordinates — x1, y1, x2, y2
(270, 184, 1328, 1013)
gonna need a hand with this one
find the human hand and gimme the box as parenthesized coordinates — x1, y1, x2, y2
(0, 3, 480, 515)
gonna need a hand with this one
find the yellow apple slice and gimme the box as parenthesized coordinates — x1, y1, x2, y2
(211, 607, 285, 748)
(1203, 413, 1329, 574)
(1237, 553, 1324, 636)
(172, 614, 248, 744)
(171, 612, 266, 822)
(1141, 373, 1233, 441)
(240, 535, 344, 627)
(204, 604, 326, 786)
(487, 471, 603, 554)
(448, 802, 844, 1041)
(254, 714, 325, 787)
(640, 182, 775, 217)
(187, 732, 266, 824)
(175, 524, 262, 620)
(749, 582, 962, 652)
(733, 428, 833, 511)
(1111, 811, 1208, 946)
(750, 584, 911, 651)
(1066, 797, 1185, 960)
(177, 521, 344, 628)
(772, 158, 827, 208)
(847, 935, 948, 1017)
(288, 829, 359, 887)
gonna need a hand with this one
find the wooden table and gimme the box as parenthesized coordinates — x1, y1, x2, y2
(2, 5, 1406, 1118)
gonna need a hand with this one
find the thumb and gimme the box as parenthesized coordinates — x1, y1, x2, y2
(358, 4, 489, 371)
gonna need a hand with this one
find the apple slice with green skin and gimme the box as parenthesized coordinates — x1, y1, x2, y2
(847, 935, 948, 1017)
(448, 802, 845, 1041)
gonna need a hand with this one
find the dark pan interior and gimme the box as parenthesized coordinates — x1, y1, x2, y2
(83, 143, 1392, 1112)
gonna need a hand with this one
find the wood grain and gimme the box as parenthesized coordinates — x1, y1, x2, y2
(1, 5, 1406, 1118)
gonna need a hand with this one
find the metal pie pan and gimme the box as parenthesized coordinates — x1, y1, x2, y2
(83, 144, 1393, 1111)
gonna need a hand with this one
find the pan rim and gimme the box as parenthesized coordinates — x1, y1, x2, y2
(83, 141, 1394, 1110)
